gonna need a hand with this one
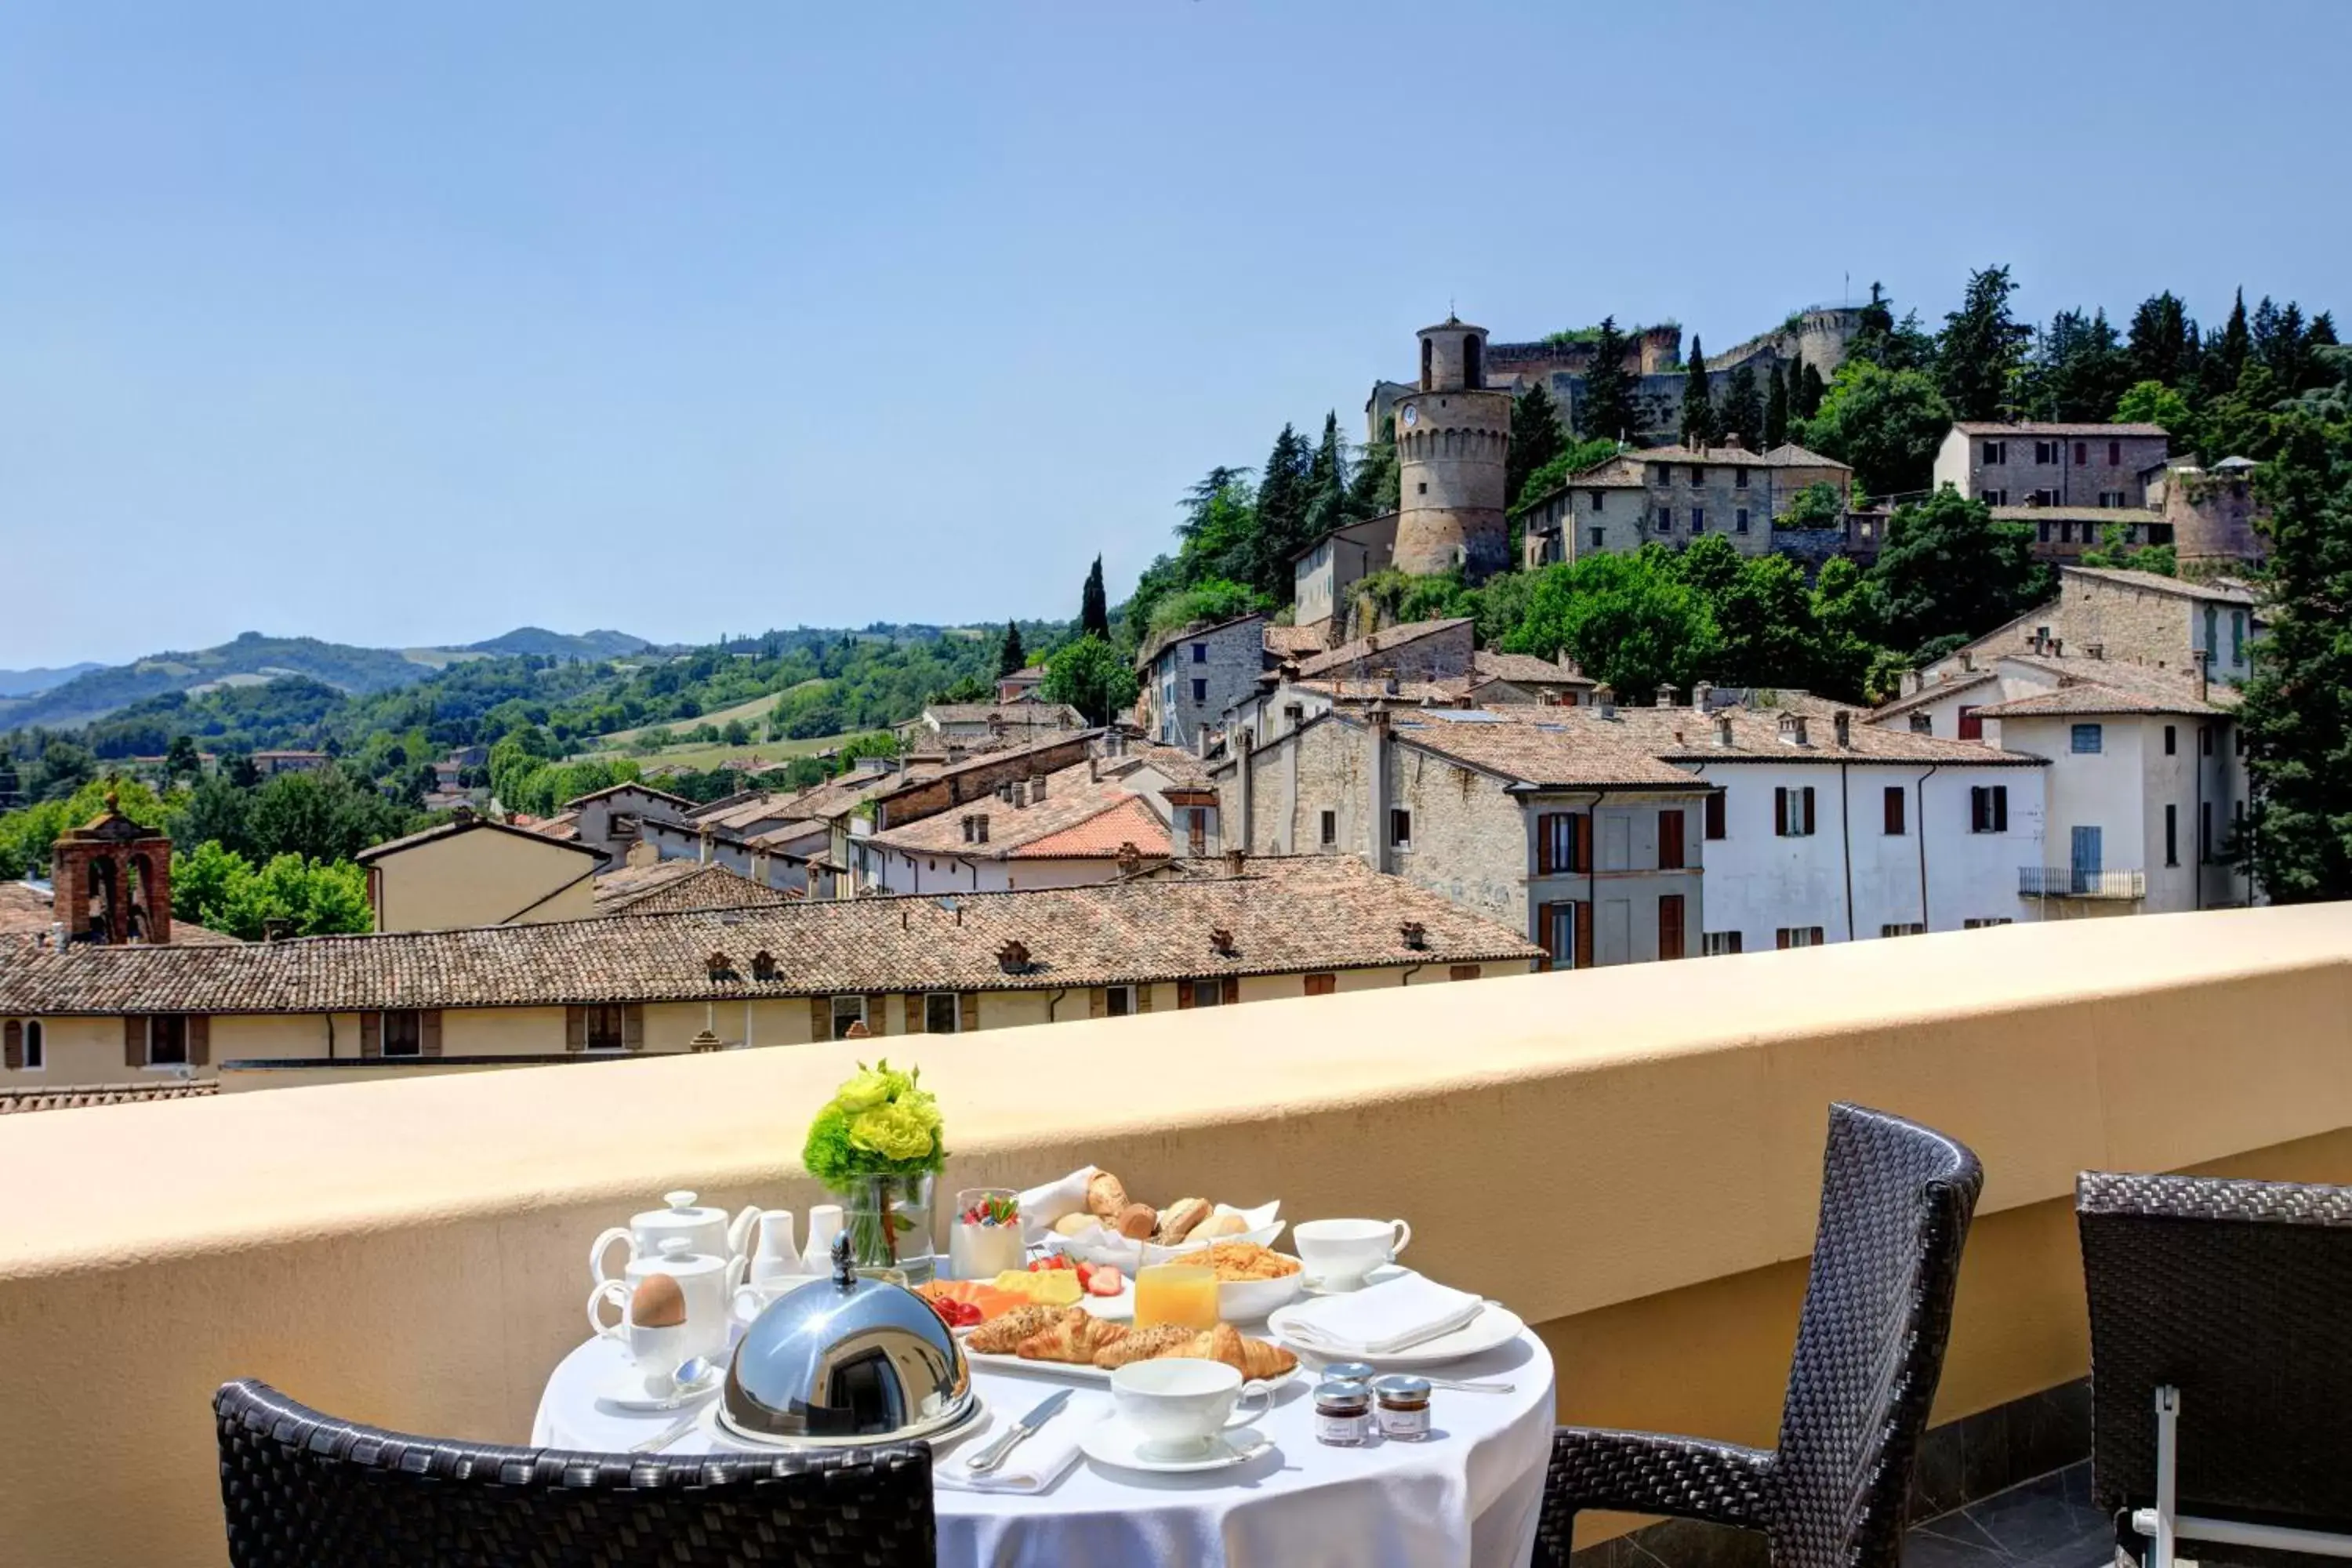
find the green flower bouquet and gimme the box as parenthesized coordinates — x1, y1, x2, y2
(801, 1060, 947, 1282)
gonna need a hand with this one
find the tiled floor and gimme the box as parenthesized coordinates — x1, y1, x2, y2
(1907, 1463, 2114, 1568)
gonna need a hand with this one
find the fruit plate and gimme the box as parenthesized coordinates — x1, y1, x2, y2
(1264, 1301, 1526, 1369)
(962, 1347, 1301, 1390)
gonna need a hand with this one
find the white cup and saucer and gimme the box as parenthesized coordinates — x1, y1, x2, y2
(1292, 1218, 1412, 1293)
(1076, 1359, 1278, 1474)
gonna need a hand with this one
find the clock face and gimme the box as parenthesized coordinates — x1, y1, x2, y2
(1401, 405, 1419, 427)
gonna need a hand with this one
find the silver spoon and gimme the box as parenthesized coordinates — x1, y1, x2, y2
(630, 1356, 720, 1454)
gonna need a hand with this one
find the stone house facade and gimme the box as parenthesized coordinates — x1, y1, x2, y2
(1523, 441, 1853, 564)
(1290, 513, 1398, 644)
(562, 782, 697, 866)
(1135, 614, 1267, 750)
(1933, 423, 2169, 510)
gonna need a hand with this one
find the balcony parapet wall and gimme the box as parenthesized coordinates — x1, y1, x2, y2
(3, 905, 2350, 1565)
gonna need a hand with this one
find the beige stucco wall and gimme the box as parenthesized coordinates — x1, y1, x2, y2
(0, 1014, 166, 1087)
(5, 906, 2351, 1563)
(372, 829, 601, 933)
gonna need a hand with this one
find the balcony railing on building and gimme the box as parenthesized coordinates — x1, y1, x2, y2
(2020, 866, 2147, 899)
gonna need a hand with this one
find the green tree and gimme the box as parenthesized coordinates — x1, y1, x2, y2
(2241, 412, 2352, 900)
(1040, 634, 1140, 726)
(1937, 263, 2031, 420)
(720, 720, 751, 746)
(1780, 481, 1845, 528)
(2023, 308, 2132, 422)
(1507, 383, 1568, 508)
(0, 775, 172, 879)
(247, 768, 418, 863)
(1809, 557, 1893, 701)
(169, 840, 372, 940)
(165, 735, 202, 781)
(1346, 424, 1399, 519)
(1765, 362, 1791, 448)
(2127, 292, 2199, 388)
(168, 773, 258, 860)
(1146, 578, 1270, 639)
(1868, 488, 2049, 658)
(2079, 521, 2175, 577)
(1845, 282, 1939, 373)
(2201, 289, 2252, 403)
(2116, 379, 2197, 441)
(1704, 553, 1820, 690)
(1301, 411, 1348, 539)
(1250, 423, 1315, 601)
(1718, 365, 1762, 451)
(1796, 361, 1827, 420)
(1577, 317, 1640, 443)
(1679, 336, 1718, 447)
(1503, 550, 1719, 700)
(1797, 361, 1955, 499)
(996, 621, 1025, 678)
(1510, 437, 1622, 518)
(1080, 557, 1110, 640)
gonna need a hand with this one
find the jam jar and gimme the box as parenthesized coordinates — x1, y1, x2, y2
(1313, 1378, 1374, 1446)
(1372, 1374, 1432, 1441)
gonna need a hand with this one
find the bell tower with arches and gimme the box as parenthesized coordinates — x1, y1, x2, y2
(51, 789, 173, 945)
(1393, 315, 1512, 581)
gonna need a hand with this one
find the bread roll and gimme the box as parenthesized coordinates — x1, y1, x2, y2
(1052, 1212, 1096, 1238)
(1087, 1171, 1130, 1219)
(1115, 1201, 1158, 1240)
(1190, 1211, 1249, 1240)
(1156, 1197, 1213, 1246)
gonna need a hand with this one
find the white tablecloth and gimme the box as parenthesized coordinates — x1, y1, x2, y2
(535, 1330, 1555, 1568)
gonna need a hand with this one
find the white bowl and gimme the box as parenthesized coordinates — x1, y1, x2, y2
(1213, 1268, 1305, 1323)
(1046, 1219, 1288, 1272)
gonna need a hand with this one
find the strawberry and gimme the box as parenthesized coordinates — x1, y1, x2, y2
(1085, 1265, 1124, 1298)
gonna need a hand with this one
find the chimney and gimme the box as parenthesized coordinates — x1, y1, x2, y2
(751, 847, 771, 884)
(996, 938, 1031, 975)
(1656, 683, 1679, 708)
(1692, 680, 1714, 711)
(1032, 774, 1047, 802)
(450, 803, 476, 826)
(1899, 669, 1922, 698)
(1224, 848, 1246, 878)
(2085, 643, 2104, 661)
(1780, 713, 1810, 747)
(1958, 651, 1976, 673)
(698, 825, 713, 866)
(1722, 431, 1744, 450)
(1116, 841, 1142, 877)
(1088, 755, 1100, 784)
(1556, 649, 1577, 670)
(1833, 710, 1852, 749)
(1399, 920, 1428, 951)
(1595, 684, 1617, 719)
(1367, 709, 1392, 877)
(2193, 662, 2209, 703)
(1209, 925, 1236, 956)
(1715, 714, 1735, 747)
(1381, 666, 1399, 697)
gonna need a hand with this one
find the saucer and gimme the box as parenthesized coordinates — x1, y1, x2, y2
(1300, 1262, 1414, 1296)
(1077, 1416, 1275, 1475)
(597, 1366, 723, 1413)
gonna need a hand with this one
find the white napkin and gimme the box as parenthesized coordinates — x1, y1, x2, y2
(1279, 1274, 1486, 1356)
(935, 1392, 1107, 1494)
(1017, 1166, 1099, 1246)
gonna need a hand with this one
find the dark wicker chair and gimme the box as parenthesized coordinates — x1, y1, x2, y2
(214, 1378, 936, 1567)
(2080, 1171, 2352, 1568)
(1534, 1102, 1984, 1568)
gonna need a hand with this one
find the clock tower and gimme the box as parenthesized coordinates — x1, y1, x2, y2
(1393, 316, 1512, 581)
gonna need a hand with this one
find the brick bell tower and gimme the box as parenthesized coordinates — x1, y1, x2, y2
(1393, 314, 1512, 582)
(50, 786, 172, 944)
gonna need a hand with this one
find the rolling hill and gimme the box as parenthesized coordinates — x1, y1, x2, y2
(466, 626, 649, 659)
(0, 662, 103, 699)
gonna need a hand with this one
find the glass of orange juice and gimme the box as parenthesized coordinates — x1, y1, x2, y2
(1133, 1264, 1220, 1330)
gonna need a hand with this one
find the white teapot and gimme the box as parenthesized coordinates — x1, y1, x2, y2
(589, 1191, 764, 1287)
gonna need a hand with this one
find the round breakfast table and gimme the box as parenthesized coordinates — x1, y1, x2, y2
(534, 1327, 1556, 1568)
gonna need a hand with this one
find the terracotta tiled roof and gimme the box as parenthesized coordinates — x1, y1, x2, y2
(865, 760, 1144, 857)
(921, 703, 1084, 728)
(1990, 506, 2162, 526)
(517, 811, 582, 841)
(1390, 703, 2039, 775)
(0, 1080, 219, 1115)
(1294, 677, 1473, 702)
(1972, 685, 2226, 720)
(1262, 625, 1328, 659)
(1007, 797, 1172, 860)
(1385, 710, 1711, 790)
(1471, 651, 1592, 687)
(2061, 565, 2259, 606)
(689, 792, 811, 833)
(1951, 421, 2169, 437)
(869, 729, 1099, 808)
(592, 862, 797, 916)
(562, 781, 698, 812)
(0, 858, 1537, 1014)
(1294, 619, 1473, 681)
(1640, 707, 2045, 765)
(1630, 442, 1853, 470)
(747, 818, 829, 851)
(357, 816, 608, 866)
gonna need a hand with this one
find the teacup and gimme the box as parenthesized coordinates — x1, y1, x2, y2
(586, 1238, 736, 1366)
(1292, 1218, 1412, 1291)
(1109, 1357, 1272, 1459)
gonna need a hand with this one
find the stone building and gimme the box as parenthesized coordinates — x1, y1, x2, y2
(1213, 704, 1713, 968)
(1521, 439, 1853, 565)
(50, 797, 175, 945)
(1991, 506, 2170, 565)
(1932, 423, 2170, 509)
(1290, 514, 1398, 645)
(1134, 613, 1268, 750)
(1926, 566, 2261, 690)
(561, 780, 699, 866)
(358, 811, 609, 933)
(2145, 456, 2267, 571)
(1393, 318, 1513, 580)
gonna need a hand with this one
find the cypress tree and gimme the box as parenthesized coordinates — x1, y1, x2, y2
(1719, 365, 1763, 450)
(1251, 423, 1314, 600)
(1679, 336, 1719, 448)
(1765, 362, 1791, 448)
(1798, 361, 1827, 420)
(1080, 557, 1109, 640)
(1577, 317, 1639, 445)
(996, 621, 1025, 678)
(1507, 382, 1567, 506)
(1936, 263, 2031, 422)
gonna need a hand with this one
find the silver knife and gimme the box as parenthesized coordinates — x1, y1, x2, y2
(964, 1388, 1073, 1476)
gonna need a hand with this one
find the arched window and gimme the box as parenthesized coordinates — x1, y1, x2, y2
(1420, 337, 1433, 390)
(1464, 334, 1483, 389)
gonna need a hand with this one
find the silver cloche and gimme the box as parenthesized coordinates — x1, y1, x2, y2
(720, 1230, 974, 1445)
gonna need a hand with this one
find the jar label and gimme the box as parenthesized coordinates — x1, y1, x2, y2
(1377, 1404, 1431, 1439)
(1315, 1412, 1371, 1445)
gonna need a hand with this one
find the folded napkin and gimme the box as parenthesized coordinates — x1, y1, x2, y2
(1279, 1274, 1486, 1357)
(934, 1392, 1108, 1494)
(1017, 1166, 1098, 1246)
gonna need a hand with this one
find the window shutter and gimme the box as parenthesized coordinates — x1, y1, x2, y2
(622, 1006, 644, 1051)
(1573, 814, 1592, 874)
(1534, 903, 1555, 971)
(808, 997, 830, 1040)
(187, 1015, 210, 1068)
(421, 1010, 442, 1058)
(1705, 792, 1726, 840)
(1659, 811, 1685, 870)
(905, 994, 925, 1033)
(1657, 895, 1686, 962)
(1777, 928, 1792, 950)
(1305, 973, 1336, 996)
(1573, 902, 1593, 971)
(360, 1011, 382, 1058)
(1884, 787, 1903, 836)
(865, 994, 887, 1036)
(567, 1005, 589, 1052)
(1993, 787, 2008, 833)
(125, 1018, 144, 1067)
(1221, 976, 1240, 1005)
(3, 1021, 19, 1071)
(1134, 984, 1152, 1014)
(1802, 787, 1817, 836)
(1088, 988, 1106, 1018)
(1535, 815, 1555, 875)
(1774, 786, 1788, 836)
(959, 993, 978, 1033)
(1447, 964, 1480, 982)
(1178, 983, 1196, 1010)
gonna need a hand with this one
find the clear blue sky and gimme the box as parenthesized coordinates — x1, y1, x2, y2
(4, 1, 2345, 668)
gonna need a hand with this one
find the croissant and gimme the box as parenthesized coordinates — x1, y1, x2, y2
(1188, 1323, 1299, 1380)
(967, 1304, 1065, 1356)
(1090, 1324, 1197, 1369)
(1017, 1309, 1130, 1365)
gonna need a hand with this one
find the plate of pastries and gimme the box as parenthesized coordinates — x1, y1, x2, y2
(960, 1305, 1301, 1386)
(1041, 1171, 1284, 1269)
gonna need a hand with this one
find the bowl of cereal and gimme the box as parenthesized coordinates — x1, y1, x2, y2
(1167, 1241, 1307, 1322)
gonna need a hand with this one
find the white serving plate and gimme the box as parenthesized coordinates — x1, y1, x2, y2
(1077, 1415, 1276, 1475)
(1264, 1301, 1526, 1368)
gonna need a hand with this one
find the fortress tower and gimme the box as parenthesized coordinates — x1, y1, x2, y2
(1393, 317, 1511, 581)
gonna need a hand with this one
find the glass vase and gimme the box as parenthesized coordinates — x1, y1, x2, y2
(835, 1172, 935, 1285)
